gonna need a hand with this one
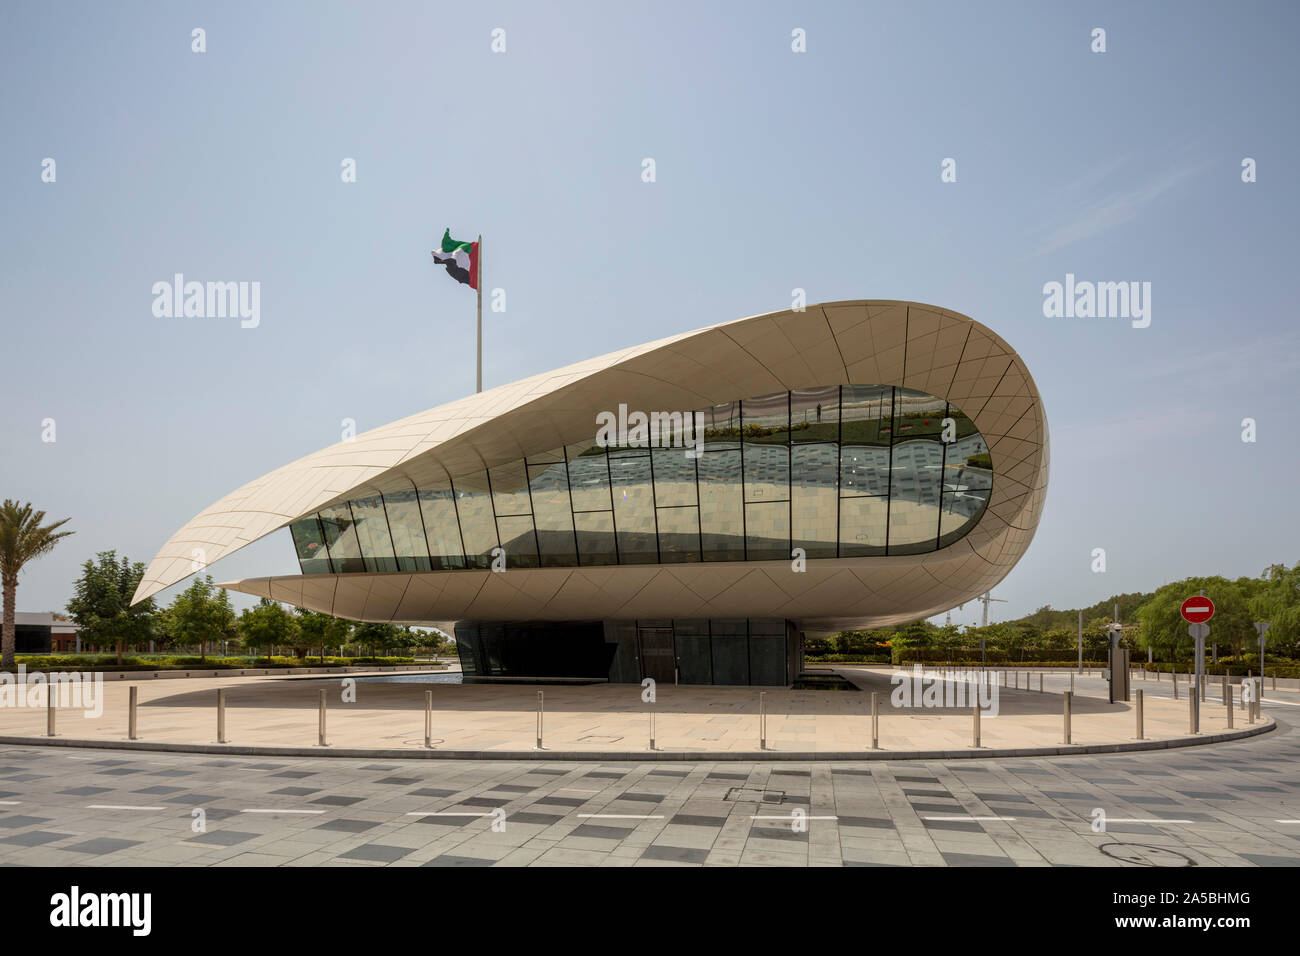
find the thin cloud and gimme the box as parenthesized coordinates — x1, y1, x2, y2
(1029, 162, 1206, 257)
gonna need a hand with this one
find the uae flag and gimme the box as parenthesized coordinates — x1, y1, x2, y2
(432, 228, 479, 289)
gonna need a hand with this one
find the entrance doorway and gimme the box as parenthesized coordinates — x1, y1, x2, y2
(637, 627, 676, 684)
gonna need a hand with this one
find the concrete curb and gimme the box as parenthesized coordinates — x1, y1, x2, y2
(0, 717, 1274, 762)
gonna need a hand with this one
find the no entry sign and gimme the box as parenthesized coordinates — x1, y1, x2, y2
(1180, 596, 1215, 624)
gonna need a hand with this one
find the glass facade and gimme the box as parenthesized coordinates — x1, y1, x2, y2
(289, 385, 993, 574)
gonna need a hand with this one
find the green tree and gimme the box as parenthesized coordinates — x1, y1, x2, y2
(66, 551, 152, 667)
(294, 608, 352, 659)
(170, 576, 237, 663)
(1249, 562, 1300, 659)
(353, 621, 403, 658)
(1135, 576, 1253, 663)
(0, 500, 74, 668)
(237, 597, 299, 663)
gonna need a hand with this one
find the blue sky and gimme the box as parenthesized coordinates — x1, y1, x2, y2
(2, 1, 1298, 628)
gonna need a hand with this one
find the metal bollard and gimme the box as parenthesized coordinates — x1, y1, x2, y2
(424, 690, 433, 748)
(1272, 670, 1277, 691)
(649, 707, 656, 751)
(1188, 687, 1196, 734)
(318, 689, 327, 746)
(128, 686, 138, 740)
(871, 691, 879, 749)
(760, 691, 767, 751)
(972, 702, 980, 748)
(1134, 689, 1144, 740)
(1062, 691, 1072, 745)
(1070, 673, 1075, 694)
(536, 690, 544, 749)
(1246, 681, 1255, 725)
(46, 682, 55, 737)
(1226, 682, 1233, 729)
(1038, 673, 1043, 693)
(1172, 670, 1178, 700)
(1221, 674, 1228, 703)
(217, 688, 226, 743)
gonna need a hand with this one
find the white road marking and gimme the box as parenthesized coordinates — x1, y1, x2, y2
(406, 811, 496, 817)
(86, 804, 167, 811)
(578, 813, 663, 819)
(923, 815, 1016, 821)
(1103, 818, 1194, 824)
(750, 814, 838, 820)
(240, 808, 326, 814)
(0, 800, 20, 805)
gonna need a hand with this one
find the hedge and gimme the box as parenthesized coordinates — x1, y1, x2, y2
(0, 654, 418, 673)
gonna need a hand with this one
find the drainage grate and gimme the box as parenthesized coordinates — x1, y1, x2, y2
(725, 787, 785, 804)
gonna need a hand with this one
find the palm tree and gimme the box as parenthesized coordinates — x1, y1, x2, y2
(0, 501, 74, 668)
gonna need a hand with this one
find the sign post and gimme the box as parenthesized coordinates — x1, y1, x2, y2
(1181, 595, 1215, 734)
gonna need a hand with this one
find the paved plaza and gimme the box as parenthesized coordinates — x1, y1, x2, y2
(0, 668, 1280, 757)
(0, 703, 1295, 867)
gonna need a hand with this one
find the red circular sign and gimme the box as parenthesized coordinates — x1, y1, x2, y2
(1180, 597, 1215, 624)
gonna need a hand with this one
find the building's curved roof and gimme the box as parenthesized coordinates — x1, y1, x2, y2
(134, 300, 1048, 617)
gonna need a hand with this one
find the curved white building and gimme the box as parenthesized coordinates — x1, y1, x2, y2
(135, 300, 1048, 684)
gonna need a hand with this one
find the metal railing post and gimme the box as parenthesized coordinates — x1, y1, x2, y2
(649, 707, 656, 751)
(318, 688, 327, 746)
(1134, 689, 1144, 740)
(1172, 670, 1179, 700)
(424, 690, 433, 748)
(46, 682, 55, 737)
(760, 691, 767, 751)
(972, 702, 980, 748)
(128, 686, 138, 740)
(1062, 691, 1072, 745)
(871, 691, 879, 749)
(1189, 686, 1196, 734)
(1226, 681, 1233, 729)
(217, 688, 226, 743)
(536, 690, 544, 749)
(1038, 673, 1043, 693)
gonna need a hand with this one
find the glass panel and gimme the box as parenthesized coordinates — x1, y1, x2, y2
(566, 441, 613, 512)
(489, 460, 532, 516)
(939, 487, 990, 548)
(745, 500, 790, 561)
(741, 391, 790, 444)
(743, 393, 789, 503)
(526, 446, 565, 464)
(697, 450, 745, 561)
(452, 472, 499, 570)
(892, 388, 948, 442)
(289, 517, 332, 574)
(656, 506, 700, 563)
(673, 620, 712, 684)
(417, 487, 466, 571)
(604, 621, 640, 682)
(528, 461, 577, 567)
(609, 455, 658, 564)
(700, 401, 742, 451)
(651, 446, 697, 508)
(790, 443, 839, 559)
(839, 495, 888, 557)
(574, 511, 617, 566)
(841, 385, 892, 496)
(318, 503, 365, 573)
(888, 409, 945, 554)
(382, 490, 432, 571)
(790, 386, 840, 444)
(496, 514, 539, 568)
(710, 620, 749, 685)
(350, 495, 398, 573)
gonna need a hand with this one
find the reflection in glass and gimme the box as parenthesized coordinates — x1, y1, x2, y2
(384, 489, 433, 571)
(318, 503, 365, 573)
(453, 473, 498, 569)
(290, 517, 332, 574)
(350, 495, 397, 573)
(697, 450, 745, 561)
(290, 385, 995, 575)
(609, 455, 657, 563)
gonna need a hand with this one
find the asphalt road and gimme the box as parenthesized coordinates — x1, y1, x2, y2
(0, 680, 1296, 867)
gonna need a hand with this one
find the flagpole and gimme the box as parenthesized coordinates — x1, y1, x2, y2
(476, 235, 483, 393)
